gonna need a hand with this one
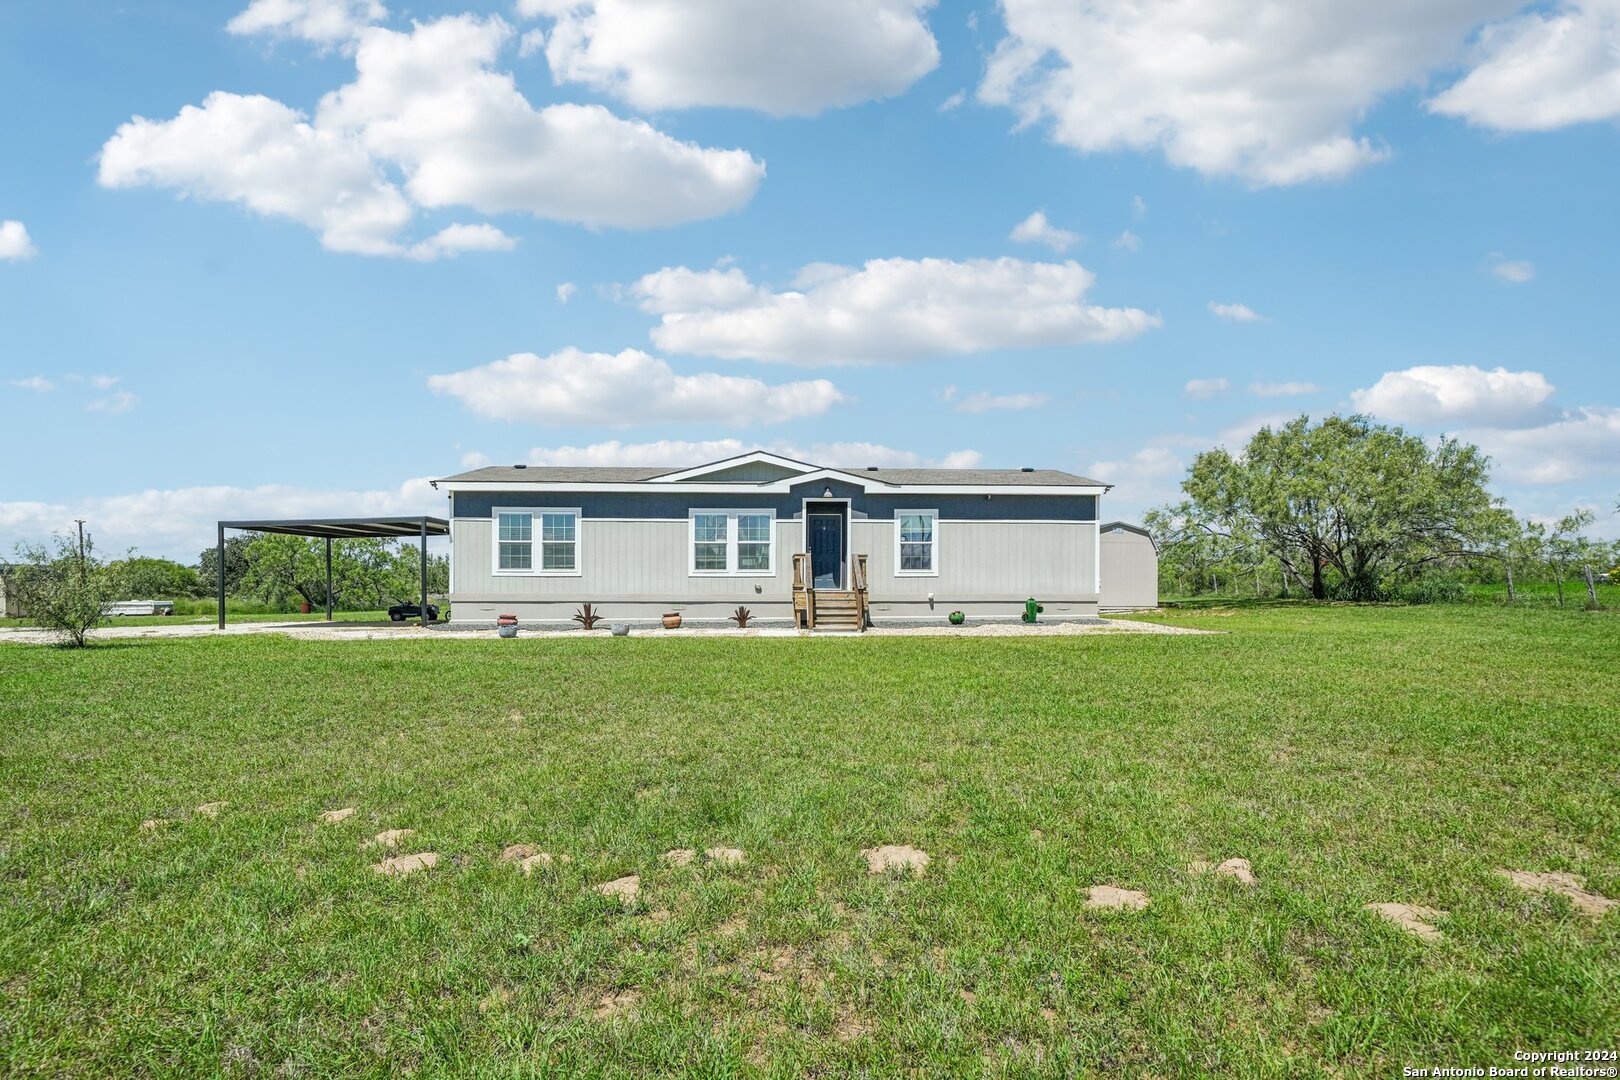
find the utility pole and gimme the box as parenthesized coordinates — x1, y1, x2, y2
(74, 519, 87, 580)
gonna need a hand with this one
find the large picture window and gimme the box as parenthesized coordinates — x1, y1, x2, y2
(493, 507, 580, 575)
(895, 510, 938, 576)
(690, 510, 775, 575)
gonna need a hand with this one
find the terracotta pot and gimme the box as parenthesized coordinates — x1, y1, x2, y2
(662, 612, 682, 629)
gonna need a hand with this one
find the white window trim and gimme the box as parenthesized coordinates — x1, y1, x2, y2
(491, 506, 582, 577)
(689, 508, 777, 577)
(894, 508, 939, 577)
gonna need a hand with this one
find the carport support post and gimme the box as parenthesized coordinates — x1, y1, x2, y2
(216, 524, 226, 630)
(325, 537, 333, 622)
(419, 517, 429, 626)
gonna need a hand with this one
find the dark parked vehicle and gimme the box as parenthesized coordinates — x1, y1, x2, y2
(388, 602, 440, 622)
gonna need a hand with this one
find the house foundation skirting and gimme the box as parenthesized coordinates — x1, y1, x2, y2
(446, 596, 1100, 624)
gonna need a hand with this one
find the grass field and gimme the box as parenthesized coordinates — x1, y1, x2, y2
(2, 606, 1617, 1076)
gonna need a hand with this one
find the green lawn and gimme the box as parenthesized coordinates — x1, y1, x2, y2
(2, 606, 1616, 1077)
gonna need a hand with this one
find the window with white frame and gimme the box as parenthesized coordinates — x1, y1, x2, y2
(539, 511, 578, 572)
(690, 510, 775, 574)
(496, 511, 532, 571)
(895, 510, 938, 575)
(494, 508, 580, 574)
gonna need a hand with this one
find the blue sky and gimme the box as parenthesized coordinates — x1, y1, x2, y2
(3, 0, 1618, 560)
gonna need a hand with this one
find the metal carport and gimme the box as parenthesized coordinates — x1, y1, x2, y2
(215, 516, 450, 628)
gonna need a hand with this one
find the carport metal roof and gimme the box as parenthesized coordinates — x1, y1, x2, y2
(218, 516, 449, 539)
(215, 516, 449, 628)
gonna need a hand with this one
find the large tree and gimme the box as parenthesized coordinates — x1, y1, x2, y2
(236, 534, 447, 611)
(1161, 414, 1507, 600)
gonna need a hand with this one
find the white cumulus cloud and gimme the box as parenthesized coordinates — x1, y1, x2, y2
(1112, 229, 1142, 252)
(556, 281, 577, 303)
(1486, 253, 1535, 284)
(977, 0, 1555, 186)
(1351, 364, 1557, 428)
(98, 16, 764, 256)
(631, 256, 1158, 365)
(9, 375, 53, 392)
(1248, 381, 1323, 397)
(1465, 407, 1620, 483)
(953, 391, 1049, 414)
(1183, 377, 1230, 398)
(227, 0, 387, 47)
(1428, 0, 1620, 131)
(426, 348, 844, 426)
(1209, 301, 1265, 322)
(1009, 210, 1080, 253)
(0, 478, 442, 561)
(0, 220, 39, 260)
(516, 0, 939, 115)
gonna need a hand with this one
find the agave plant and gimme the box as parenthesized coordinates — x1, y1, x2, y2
(572, 603, 606, 630)
(730, 605, 752, 628)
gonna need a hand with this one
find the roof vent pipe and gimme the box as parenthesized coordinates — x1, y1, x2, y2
(513, 463, 528, 469)
(1021, 467, 1035, 472)
(866, 466, 879, 471)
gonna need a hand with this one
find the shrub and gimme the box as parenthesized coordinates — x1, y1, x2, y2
(1391, 577, 1466, 605)
(10, 535, 125, 647)
(730, 606, 752, 628)
(572, 603, 606, 630)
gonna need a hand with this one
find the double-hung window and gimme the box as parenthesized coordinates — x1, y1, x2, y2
(690, 510, 775, 575)
(494, 507, 580, 574)
(895, 510, 938, 575)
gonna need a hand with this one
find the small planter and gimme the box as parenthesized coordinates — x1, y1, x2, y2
(948, 610, 966, 625)
(497, 614, 519, 639)
(610, 623, 630, 636)
(662, 612, 682, 629)
(299, 602, 312, 614)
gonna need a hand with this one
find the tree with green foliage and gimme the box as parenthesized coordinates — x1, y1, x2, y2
(235, 534, 448, 611)
(1156, 414, 1507, 600)
(197, 535, 253, 595)
(10, 533, 125, 647)
(107, 556, 203, 599)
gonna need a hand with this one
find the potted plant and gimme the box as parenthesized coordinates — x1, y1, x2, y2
(610, 622, 630, 636)
(497, 614, 519, 638)
(948, 610, 965, 625)
(662, 611, 682, 629)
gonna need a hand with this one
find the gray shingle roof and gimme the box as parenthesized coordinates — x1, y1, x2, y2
(439, 463, 1106, 487)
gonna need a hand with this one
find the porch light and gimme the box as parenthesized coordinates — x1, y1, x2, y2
(823, 485, 833, 497)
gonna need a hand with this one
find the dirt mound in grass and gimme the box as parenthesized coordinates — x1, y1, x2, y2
(706, 847, 746, 866)
(195, 801, 227, 818)
(660, 848, 696, 867)
(593, 990, 640, 1019)
(369, 829, 414, 848)
(596, 875, 640, 905)
(139, 818, 171, 832)
(499, 844, 538, 862)
(320, 807, 356, 824)
(1496, 869, 1616, 919)
(1085, 885, 1150, 911)
(863, 845, 929, 876)
(371, 852, 439, 876)
(1191, 857, 1256, 885)
(1365, 902, 1445, 941)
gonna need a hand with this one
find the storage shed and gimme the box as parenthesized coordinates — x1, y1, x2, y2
(1099, 522, 1158, 611)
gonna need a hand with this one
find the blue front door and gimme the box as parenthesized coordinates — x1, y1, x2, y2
(808, 513, 844, 588)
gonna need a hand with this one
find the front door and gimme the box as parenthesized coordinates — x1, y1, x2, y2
(808, 513, 844, 588)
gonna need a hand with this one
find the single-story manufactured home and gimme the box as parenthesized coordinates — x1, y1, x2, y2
(434, 451, 1151, 630)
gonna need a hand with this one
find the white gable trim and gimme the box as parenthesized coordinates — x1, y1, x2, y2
(655, 451, 820, 483)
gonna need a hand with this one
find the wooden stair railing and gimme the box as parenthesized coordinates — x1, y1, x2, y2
(792, 552, 813, 630)
(852, 554, 869, 629)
